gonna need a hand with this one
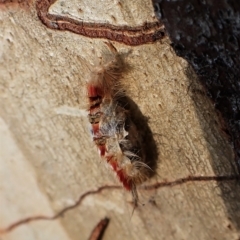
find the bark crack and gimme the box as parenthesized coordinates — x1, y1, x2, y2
(0, 175, 239, 235)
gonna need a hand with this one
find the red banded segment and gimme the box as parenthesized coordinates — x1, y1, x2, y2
(87, 85, 103, 98)
(87, 83, 134, 193)
(107, 156, 132, 191)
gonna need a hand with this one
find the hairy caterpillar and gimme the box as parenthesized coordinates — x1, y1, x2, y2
(86, 43, 152, 205)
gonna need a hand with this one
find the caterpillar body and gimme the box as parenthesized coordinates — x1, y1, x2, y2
(86, 43, 151, 205)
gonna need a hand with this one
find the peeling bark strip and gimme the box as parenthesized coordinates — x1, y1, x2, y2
(0, 175, 239, 234)
(35, 0, 166, 46)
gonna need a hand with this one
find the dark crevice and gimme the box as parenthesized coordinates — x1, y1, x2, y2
(152, 0, 240, 230)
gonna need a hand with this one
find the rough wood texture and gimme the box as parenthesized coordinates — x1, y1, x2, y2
(0, 0, 240, 240)
(152, 0, 240, 173)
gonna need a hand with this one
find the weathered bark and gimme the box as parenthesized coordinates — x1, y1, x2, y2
(153, 0, 240, 173)
(0, 0, 240, 240)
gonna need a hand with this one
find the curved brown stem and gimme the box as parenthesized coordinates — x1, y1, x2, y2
(88, 217, 110, 240)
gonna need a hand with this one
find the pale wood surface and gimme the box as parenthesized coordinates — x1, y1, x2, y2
(0, 1, 240, 240)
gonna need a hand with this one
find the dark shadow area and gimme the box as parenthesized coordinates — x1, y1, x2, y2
(113, 46, 159, 181)
(185, 65, 240, 229)
(152, 0, 240, 172)
(118, 95, 159, 180)
(152, 0, 240, 230)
